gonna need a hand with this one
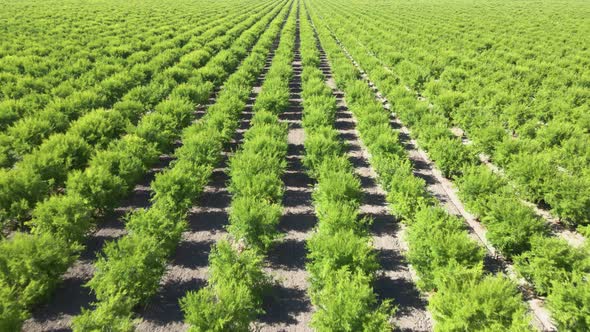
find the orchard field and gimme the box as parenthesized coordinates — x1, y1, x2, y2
(0, 0, 589, 331)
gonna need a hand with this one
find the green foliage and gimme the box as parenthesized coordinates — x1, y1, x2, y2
(456, 165, 507, 216)
(228, 196, 282, 251)
(386, 167, 431, 220)
(547, 274, 590, 331)
(303, 126, 344, 176)
(86, 235, 167, 311)
(0, 280, 27, 332)
(151, 161, 212, 214)
(180, 241, 269, 332)
(482, 196, 547, 257)
(515, 236, 590, 295)
(545, 173, 590, 226)
(67, 166, 127, 213)
(310, 268, 394, 332)
(28, 194, 93, 243)
(429, 264, 532, 332)
(407, 206, 484, 291)
(427, 136, 475, 178)
(0, 233, 79, 308)
(313, 167, 362, 207)
(21, 132, 91, 185)
(72, 294, 135, 332)
(307, 230, 379, 293)
(69, 109, 129, 149)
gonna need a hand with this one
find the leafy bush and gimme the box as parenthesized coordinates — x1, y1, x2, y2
(228, 196, 282, 251)
(150, 161, 212, 215)
(21, 132, 91, 185)
(307, 230, 378, 293)
(427, 136, 475, 178)
(0, 233, 78, 308)
(69, 109, 128, 148)
(429, 263, 531, 331)
(180, 241, 269, 332)
(407, 206, 484, 290)
(86, 235, 167, 313)
(67, 165, 127, 213)
(72, 294, 135, 332)
(0, 280, 27, 332)
(310, 268, 394, 332)
(303, 127, 344, 176)
(515, 236, 590, 295)
(482, 196, 547, 257)
(28, 194, 93, 243)
(547, 274, 590, 331)
(456, 165, 507, 216)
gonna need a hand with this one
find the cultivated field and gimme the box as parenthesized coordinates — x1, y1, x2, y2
(0, 0, 589, 331)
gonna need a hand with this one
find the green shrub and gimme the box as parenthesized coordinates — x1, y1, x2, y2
(547, 273, 590, 331)
(0, 280, 27, 332)
(310, 268, 394, 332)
(428, 136, 475, 178)
(134, 112, 178, 152)
(154, 96, 195, 130)
(87, 235, 167, 309)
(113, 100, 145, 123)
(180, 241, 268, 332)
(303, 127, 344, 176)
(482, 196, 547, 257)
(313, 168, 362, 207)
(406, 206, 484, 291)
(70, 109, 128, 148)
(0, 233, 78, 308)
(386, 167, 432, 220)
(28, 194, 93, 243)
(307, 230, 378, 293)
(228, 196, 282, 252)
(545, 173, 590, 226)
(457, 165, 507, 216)
(515, 236, 590, 295)
(72, 292, 135, 332)
(22, 132, 91, 185)
(67, 166, 127, 212)
(229, 154, 284, 202)
(429, 264, 531, 331)
(151, 161, 211, 214)
(0, 168, 47, 227)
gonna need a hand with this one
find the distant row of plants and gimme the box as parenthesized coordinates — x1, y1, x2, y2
(0, 0, 272, 151)
(306, 2, 537, 330)
(299, 7, 394, 331)
(314, 0, 590, 229)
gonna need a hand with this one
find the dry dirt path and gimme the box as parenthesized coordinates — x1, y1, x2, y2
(258, 11, 315, 332)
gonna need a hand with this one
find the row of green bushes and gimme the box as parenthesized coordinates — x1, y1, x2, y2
(0, 0, 274, 162)
(306, 3, 536, 331)
(300, 8, 394, 331)
(314, 0, 590, 228)
(0, 3, 289, 330)
(0, 3, 279, 232)
(311, 4, 590, 329)
(0, 0, 265, 109)
(180, 3, 296, 330)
